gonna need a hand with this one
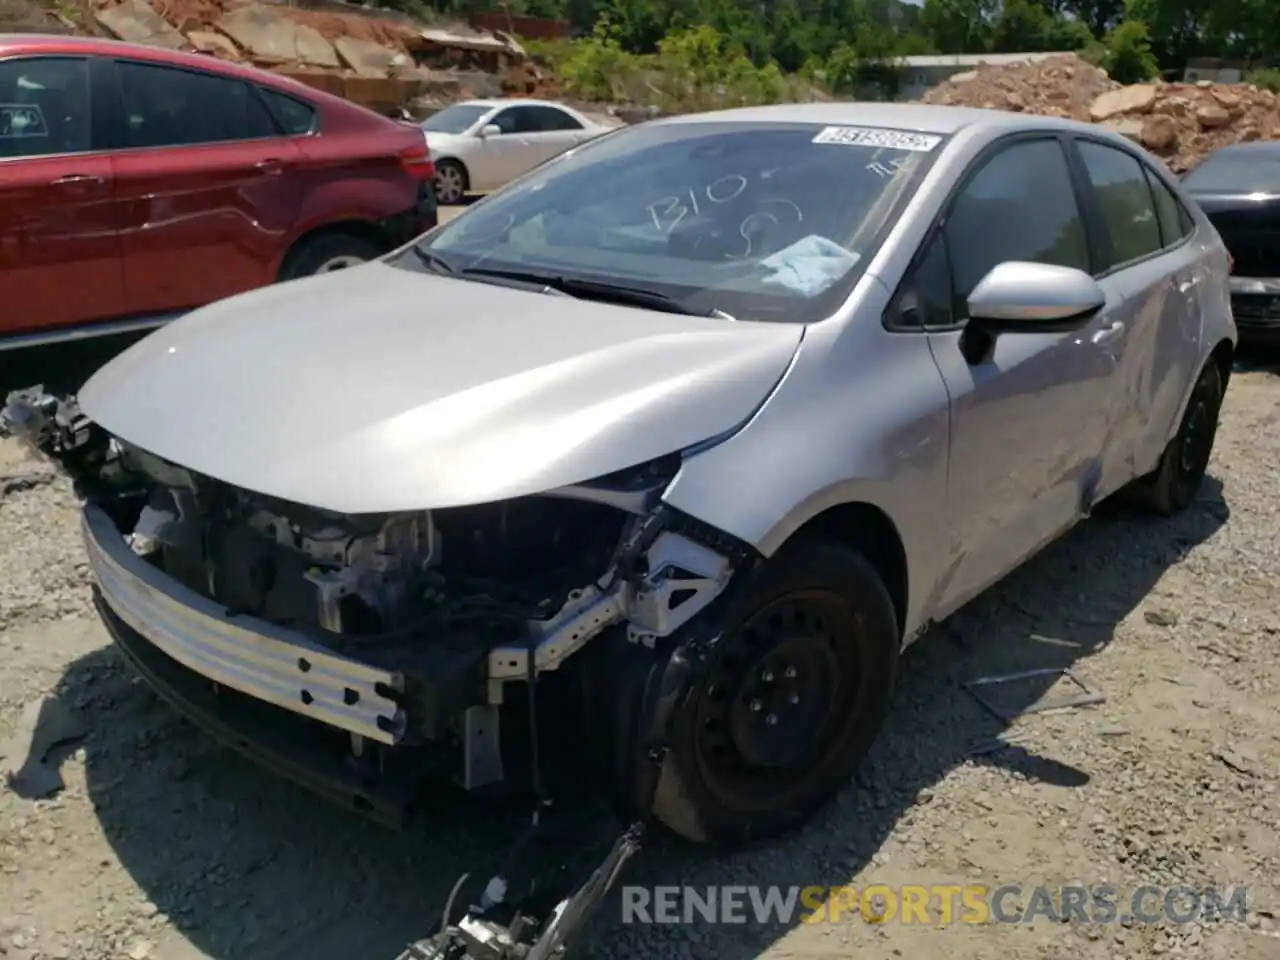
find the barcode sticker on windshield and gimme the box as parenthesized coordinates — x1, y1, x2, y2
(812, 126, 941, 152)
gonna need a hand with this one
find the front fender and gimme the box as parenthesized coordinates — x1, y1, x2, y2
(661, 283, 953, 637)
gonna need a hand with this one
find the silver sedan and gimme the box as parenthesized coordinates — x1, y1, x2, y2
(7, 102, 1235, 864)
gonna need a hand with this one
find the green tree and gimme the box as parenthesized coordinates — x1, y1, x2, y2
(991, 0, 1093, 52)
(1100, 19, 1160, 83)
(920, 0, 998, 54)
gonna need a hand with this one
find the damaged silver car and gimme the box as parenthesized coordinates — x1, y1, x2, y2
(3, 103, 1235, 959)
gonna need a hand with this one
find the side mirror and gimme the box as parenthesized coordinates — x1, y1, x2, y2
(966, 261, 1105, 333)
(479, 124, 502, 138)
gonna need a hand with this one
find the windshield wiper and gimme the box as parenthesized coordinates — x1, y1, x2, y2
(459, 267, 735, 319)
(411, 246, 458, 274)
(452, 265, 575, 298)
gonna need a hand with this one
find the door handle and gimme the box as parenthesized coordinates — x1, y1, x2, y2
(1091, 320, 1126, 346)
(50, 173, 105, 186)
(253, 158, 286, 174)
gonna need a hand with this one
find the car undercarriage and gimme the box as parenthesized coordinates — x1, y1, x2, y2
(2, 384, 757, 959)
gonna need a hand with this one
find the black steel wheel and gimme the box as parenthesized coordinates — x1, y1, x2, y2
(694, 591, 862, 809)
(1122, 361, 1224, 515)
(643, 535, 901, 848)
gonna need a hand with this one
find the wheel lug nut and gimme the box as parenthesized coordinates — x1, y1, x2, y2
(784, 666, 797, 679)
(750, 699, 763, 712)
(761, 669, 774, 682)
(788, 693, 800, 705)
(765, 713, 778, 726)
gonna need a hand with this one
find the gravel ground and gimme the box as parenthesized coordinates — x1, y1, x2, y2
(0, 345, 1277, 960)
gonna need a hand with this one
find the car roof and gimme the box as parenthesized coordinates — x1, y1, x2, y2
(456, 97, 574, 110)
(653, 101, 1100, 137)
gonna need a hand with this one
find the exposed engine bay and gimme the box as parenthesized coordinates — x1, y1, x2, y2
(5, 388, 741, 755)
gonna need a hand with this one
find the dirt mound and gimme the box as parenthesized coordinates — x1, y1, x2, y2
(920, 53, 1280, 172)
(1100, 81, 1280, 171)
(921, 54, 1119, 122)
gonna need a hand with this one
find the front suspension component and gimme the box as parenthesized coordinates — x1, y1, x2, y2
(398, 819, 644, 960)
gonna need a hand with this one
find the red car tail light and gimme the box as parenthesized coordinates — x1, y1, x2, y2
(399, 142, 436, 181)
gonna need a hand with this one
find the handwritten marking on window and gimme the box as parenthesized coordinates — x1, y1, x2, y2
(866, 156, 911, 179)
(646, 175, 751, 234)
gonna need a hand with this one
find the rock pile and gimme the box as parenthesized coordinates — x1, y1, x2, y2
(90, 0, 546, 114)
(1088, 80, 1280, 171)
(920, 53, 1280, 171)
(921, 54, 1119, 123)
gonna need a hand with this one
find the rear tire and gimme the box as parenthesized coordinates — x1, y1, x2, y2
(279, 232, 383, 281)
(1121, 361, 1224, 516)
(434, 159, 468, 205)
(588, 536, 901, 850)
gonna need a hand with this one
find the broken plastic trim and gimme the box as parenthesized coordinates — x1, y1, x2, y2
(485, 507, 744, 688)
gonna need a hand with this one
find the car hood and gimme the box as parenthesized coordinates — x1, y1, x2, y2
(79, 263, 803, 514)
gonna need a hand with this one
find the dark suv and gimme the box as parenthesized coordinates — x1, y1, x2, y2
(0, 33, 437, 349)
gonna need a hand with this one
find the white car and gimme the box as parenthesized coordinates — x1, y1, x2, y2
(421, 98, 615, 204)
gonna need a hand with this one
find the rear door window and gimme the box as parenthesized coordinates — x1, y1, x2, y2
(1076, 140, 1163, 268)
(0, 57, 92, 158)
(115, 61, 277, 148)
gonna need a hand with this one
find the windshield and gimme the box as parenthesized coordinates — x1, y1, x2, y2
(1183, 152, 1280, 194)
(422, 104, 490, 135)
(393, 120, 944, 323)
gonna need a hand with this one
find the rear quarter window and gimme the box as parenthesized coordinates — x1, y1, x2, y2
(259, 87, 317, 135)
(1144, 167, 1191, 248)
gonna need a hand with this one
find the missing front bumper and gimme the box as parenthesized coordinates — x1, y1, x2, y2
(97, 591, 426, 824)
(82, 503, 407, 745)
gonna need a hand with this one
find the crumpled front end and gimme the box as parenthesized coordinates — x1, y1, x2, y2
(4, 387, 753, 824)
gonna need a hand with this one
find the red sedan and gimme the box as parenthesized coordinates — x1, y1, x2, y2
(0, 33, 438, 349)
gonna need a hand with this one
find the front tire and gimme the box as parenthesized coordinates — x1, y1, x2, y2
(634, 536, 901, 848)
(1122, 361, 1224, 515)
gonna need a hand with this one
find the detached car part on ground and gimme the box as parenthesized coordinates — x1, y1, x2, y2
(3, 104, 1236, 959)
